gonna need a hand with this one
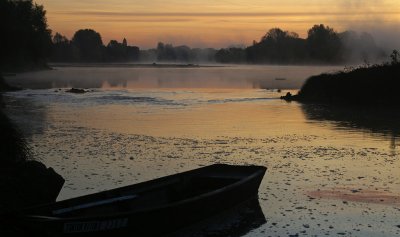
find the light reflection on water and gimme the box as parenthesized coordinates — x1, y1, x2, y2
(6, 65, 342, 89)
(3, 66, 400, 237)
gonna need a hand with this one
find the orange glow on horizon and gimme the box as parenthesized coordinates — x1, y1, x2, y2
(38, 0, 400, 48)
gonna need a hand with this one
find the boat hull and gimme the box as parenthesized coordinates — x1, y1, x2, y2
(18, 164, 266, 236)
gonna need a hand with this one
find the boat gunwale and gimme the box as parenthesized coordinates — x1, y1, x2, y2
(22, 165, 266, 222)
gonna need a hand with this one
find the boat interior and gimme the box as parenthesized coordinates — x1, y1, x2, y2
(31, 177, 242, 217)
(24, 165, 264, 218)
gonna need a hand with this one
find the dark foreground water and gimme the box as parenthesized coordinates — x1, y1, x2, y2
(4, 66, 400, 236)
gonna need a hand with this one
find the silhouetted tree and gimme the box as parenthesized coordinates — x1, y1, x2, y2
(53, 33, 69, 45)
(0, 0, 52, 70)
(157, 43, 177, 61)
(104, 39, 139, 62)
(140, 49, 157, 62)
(246, 28, 307, 63)
(147, 42, 217, 62)
(390, 50, 399, 65)
(306, 24, 342, 63)
(215, 48, 246, 63)
(126, 45, 140, 61)
(174, 45, 191, 62)
(72, 29, 103, 62)
(50, 33, 79, 62)
(156, 42, 165, 61)
(164, 44, 176, 60)
(105, 40, 127, 61)
(261, 28, 298, 42)
(50, 32, 140, 62)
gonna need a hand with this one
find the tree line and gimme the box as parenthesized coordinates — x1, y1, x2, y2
(0, 0, 140, 69)
(218, 25, 385, 64)
(45, 25, 390, 65)
(138, 43, 217, 62)
(0, 0, 389, 70)
(51, 30, 139, 62)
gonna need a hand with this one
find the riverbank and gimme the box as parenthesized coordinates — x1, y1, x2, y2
(0, 76, 64, 236)
(281, 63, 400, 105)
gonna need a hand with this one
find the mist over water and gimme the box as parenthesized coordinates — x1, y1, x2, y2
(6, 65, 342, 90)
(337, 0, 400, 51)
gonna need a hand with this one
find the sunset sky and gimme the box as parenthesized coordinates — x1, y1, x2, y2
(37, 0, 400, 48)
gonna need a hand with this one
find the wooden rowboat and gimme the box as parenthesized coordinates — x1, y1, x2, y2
(17, 164, 267, 236)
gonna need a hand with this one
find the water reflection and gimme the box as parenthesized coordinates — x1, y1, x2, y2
(5, 66, 342, 90)
(3, 96, 48, 139)
(301, 104, 400, 151)
(171, 198, 266, 237)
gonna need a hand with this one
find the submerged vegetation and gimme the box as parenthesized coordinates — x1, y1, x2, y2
(282, 51, 400, 105)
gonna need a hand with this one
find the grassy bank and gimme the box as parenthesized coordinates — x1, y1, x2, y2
(282, 62, 400, 106)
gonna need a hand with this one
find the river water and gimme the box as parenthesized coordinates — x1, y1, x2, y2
(4, 65, 400, 236)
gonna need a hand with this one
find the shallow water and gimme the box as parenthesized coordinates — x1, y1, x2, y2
(4, 66, 400, 236)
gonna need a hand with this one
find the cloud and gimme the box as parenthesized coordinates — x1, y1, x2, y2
(56, 10, 400, 18)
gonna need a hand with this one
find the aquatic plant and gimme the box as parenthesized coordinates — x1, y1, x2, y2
(281, 52, 400, 105)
